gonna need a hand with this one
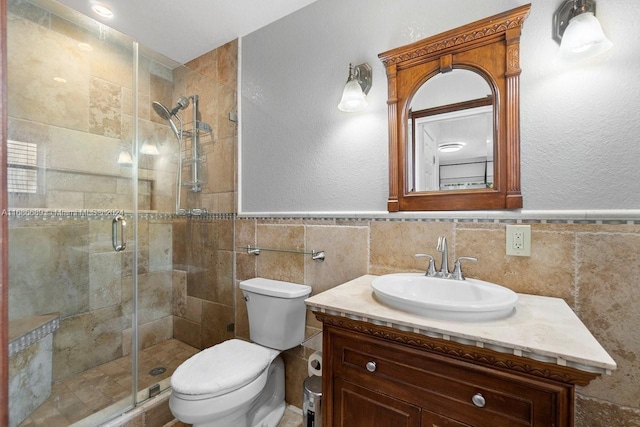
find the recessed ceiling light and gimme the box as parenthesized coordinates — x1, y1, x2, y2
(53, 77, 67, 83)
(438, 142, 465, 153)
(91, 3, 113, 18)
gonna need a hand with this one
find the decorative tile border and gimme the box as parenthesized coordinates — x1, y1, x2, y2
(9, 315, 60, 358)
(239, 209, 640, 224)
(5, 210, 235, 222)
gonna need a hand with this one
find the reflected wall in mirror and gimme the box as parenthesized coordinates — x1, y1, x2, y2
(408, 69, 493, 192)
(379, 4, 531, 211)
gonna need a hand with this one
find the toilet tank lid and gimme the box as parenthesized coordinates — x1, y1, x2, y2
(240, 278, 311, 298)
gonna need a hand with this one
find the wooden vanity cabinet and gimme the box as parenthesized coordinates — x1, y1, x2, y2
(318, 314, 598, 427)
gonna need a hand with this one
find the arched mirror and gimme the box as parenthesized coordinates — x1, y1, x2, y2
(408, 69, 494, 193)
(379, 4, 530, 211)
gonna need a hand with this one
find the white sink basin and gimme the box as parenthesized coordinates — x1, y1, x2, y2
(371, 273, 518, 321)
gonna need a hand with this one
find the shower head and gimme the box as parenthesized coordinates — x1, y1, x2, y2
(152, 99, 188, 140)
(170, 96, 190, 115)
(152, 101, 172, 121)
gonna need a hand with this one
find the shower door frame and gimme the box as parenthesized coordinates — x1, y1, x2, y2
(1, 0, 9, 424)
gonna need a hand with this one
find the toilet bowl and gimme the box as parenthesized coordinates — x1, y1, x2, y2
(169, 278, 311, 427)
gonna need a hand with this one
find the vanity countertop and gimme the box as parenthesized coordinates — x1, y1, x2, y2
(305, 275, 616, 375)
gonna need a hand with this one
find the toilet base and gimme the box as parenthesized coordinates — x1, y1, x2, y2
(172, 355, 286, 427)
(247, 356, 286, 427)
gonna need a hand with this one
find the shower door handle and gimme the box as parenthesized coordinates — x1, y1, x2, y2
(112, 214, 127, 252)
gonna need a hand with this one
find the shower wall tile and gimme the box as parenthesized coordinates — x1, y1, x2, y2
(89, 251, 123, 310)
(8, 17, 90, 131)
(47, 125, 122, 176)
(217, 39, 238, 90)
(208, 136, 235, 193)
(45, 190, 84, 210)
(149, 221, 173, 272)
(185, 48, 217, 82)
(89, 77, 122, 138)
(201, 301, 234, 349)
(8, 221, 90, 319)
(149, 74, 174, 129)
(122, 316, 173, 355)
(217, 84, 237, 140)
(173, 317, 202, 350)
(88, 38, 134, 91)
(217, 192, 236, 214)
(53, 305, 123, 381)
(136, 271, 173, 325)
(185, 296, 203, 324)
(172, 270, 187, 318)
(8, 335, 53, 427)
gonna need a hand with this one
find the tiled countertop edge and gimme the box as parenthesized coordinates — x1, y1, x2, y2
(307, 305, 614, 376)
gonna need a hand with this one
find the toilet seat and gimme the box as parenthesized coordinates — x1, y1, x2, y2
(171, 339, 277, 398)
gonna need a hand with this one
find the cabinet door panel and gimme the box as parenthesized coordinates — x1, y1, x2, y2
(328, 325, 571, 427)
(334, 378, 421, 427)
(422, 409, 473, 427)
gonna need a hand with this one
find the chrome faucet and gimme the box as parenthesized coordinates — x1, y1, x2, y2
(436, 236, 450, 278)
(415, 253, 436, 276)
(417, 237, 478, 280)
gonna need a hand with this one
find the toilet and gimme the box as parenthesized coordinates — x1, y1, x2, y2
(169, 277, 312, 427)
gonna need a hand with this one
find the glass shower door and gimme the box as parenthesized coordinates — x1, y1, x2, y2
(6, 0, 138, 425)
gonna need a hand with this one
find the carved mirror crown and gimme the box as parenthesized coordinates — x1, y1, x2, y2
(379, 5, 531, 211)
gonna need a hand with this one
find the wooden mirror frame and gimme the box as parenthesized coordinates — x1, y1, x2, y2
(379, 4, 530, 211)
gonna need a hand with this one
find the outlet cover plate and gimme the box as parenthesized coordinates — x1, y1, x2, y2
(506, 224, 531, 256)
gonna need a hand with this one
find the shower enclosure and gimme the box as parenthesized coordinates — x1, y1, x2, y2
(5, 0, 234, 425)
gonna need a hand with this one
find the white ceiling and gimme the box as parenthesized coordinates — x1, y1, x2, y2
(55, 0, 318, 64)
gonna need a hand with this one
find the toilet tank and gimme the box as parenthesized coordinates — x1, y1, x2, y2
(240, 278, 312, 350)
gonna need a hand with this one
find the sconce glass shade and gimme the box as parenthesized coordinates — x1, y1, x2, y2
(117, 150, 133, 165)
(338, 79, 368, 112)
(557, 11, 612, 62)
(338, 63, 372, 113)
(140, 140, 160, 155)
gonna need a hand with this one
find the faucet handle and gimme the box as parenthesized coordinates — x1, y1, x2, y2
(452, 257, 478, 280)
(415, 253, 437, 276)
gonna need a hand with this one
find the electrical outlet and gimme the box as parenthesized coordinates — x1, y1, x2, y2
(506, 225, 531, 256)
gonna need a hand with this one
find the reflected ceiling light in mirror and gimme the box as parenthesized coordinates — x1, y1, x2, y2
(553, 0, 612, 62)
(117, 150, 133, 166)
(439, 142, 465, 153)
(338, 63, 372, 112)
(140, 140, 160, 155)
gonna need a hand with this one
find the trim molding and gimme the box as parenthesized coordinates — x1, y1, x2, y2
(316, 313, 598, 387)
(238, 209, 640, 223)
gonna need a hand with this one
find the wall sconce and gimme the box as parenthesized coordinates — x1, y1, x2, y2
(338, 63, 372, 112)
(553, 0, 612, 62)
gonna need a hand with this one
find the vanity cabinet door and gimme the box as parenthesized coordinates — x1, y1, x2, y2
(334, 377, 421, 427)
(324, 324, 572, 427)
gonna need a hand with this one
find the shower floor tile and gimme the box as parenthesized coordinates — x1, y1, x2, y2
(18, 339, 199, 427)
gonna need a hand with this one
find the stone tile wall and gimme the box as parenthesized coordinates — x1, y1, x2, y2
(7, 2, 175, 212)
(234, 217, 640, 424)
(8, 216, 175, 382)
(172, 217, 235, 351)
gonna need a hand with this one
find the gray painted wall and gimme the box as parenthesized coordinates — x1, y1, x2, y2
(241, 0, 640, 212)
